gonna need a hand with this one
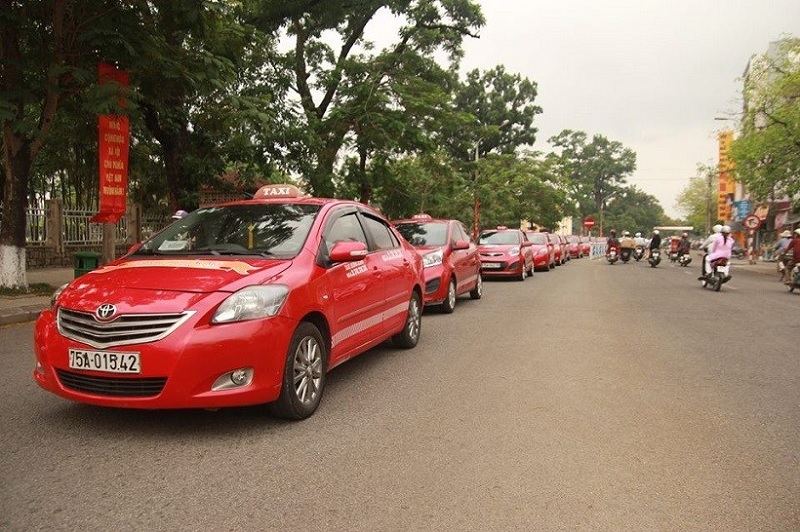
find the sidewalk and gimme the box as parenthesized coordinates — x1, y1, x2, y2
(0, 267, 75, 327)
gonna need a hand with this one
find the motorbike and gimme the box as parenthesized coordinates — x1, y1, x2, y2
(606, 248, 619, 264)
(620, 247, 632, 263)
(648, 248, 661, 267)
(701, 257, 731, 292)
(633, 246, 644, 261)
(668, 251, 679, 262)
(787, 263, 800, 293)
(677, 253, 692, 267)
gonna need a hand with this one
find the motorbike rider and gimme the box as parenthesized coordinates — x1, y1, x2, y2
(774, 230, 793, 278)
(634, 232, 647, 247)
(700, 224, 722, 277)
(619, 230, 635, 260)
(780, 228, 800, 285)
(606, 229, 620, 255)
(700, 225, 733, 280)
(647, 229, 661, 257)
(677, 232, 691, 257)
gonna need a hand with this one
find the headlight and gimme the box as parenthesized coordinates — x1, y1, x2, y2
(422, 249, 444, 268)
(509, 246, 520, 256)
(50, 283, 68, 308)
(212, 285, 289, 324)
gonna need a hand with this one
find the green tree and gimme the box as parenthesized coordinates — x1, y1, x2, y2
(278, 0, 483, 198)
(731, 38, 800, 207)
(674, 164, 718, 235)
(546, 130, 637, 232)
(603, 185, 666, 235)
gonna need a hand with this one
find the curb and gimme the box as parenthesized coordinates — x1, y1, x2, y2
(0, 304, 46, 327)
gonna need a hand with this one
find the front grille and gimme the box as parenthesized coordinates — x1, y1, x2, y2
(56, 369, 166, 397)
(57, 308, 194, 349)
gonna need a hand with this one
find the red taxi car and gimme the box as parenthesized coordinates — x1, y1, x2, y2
(478, 227, 534, 280)
(566, 235, 583, 258)
(33, 184, 425, 420)
(393, 214, 482, 313)
(545, 232, 564, 266)
(524, 231, 554, 271)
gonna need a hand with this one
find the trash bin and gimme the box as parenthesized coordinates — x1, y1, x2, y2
(73, 251, 102, 278)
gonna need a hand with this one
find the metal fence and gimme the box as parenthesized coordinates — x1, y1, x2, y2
(4, 207, 167, 245)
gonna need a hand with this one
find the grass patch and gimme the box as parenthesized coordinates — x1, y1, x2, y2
(0, 283, 56, 297)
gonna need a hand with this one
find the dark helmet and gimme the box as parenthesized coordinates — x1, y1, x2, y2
(610, 229, 617, 235)
(682, 232, 688, 238)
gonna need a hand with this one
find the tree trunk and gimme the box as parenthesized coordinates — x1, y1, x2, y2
(0, 134, 32, 289)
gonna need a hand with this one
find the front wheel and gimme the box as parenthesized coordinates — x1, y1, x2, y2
(392, 291, 422, 348)
(469, 273, 483, 300)
(518, 266, 526, 281)
(440, 278, 456, 314)
(268, 322, 327, 420)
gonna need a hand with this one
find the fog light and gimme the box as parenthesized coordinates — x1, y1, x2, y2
(211, 368, 254, 391)
(231, 369, 248, 385)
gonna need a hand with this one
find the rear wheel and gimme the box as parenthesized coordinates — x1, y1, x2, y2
(392, 291, 422, 348)
(713, 273, 723, 292)
(469, 274, 483, 300)
(268, 322, 327, 420)
(440, 278, 456, 314)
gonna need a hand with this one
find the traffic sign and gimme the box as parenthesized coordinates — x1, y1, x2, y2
(743, 214, 762, 230)
(583, 217, 595, 229)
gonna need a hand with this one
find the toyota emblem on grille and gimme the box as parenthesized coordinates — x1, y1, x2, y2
(96, 304, 118, 321)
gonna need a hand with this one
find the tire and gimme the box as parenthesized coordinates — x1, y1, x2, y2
(713, 273, 723, 292)
(470, 273, 483, 300)
(527, 263, 534, 277)
(268, 322, 327, 420)
(441, 278, 456, 314)
(392, 291, 422, 348)
(518, 266, 526, 281)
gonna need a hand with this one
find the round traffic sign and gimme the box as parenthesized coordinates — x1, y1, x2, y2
(743, 214, 761, 230)
(583, 217, 595, 229)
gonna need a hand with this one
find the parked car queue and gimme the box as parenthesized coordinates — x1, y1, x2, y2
(32, 187, 586, 422)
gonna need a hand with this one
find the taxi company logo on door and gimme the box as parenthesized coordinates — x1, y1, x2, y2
(381, 250, 403, 261)
(345, 260, 368, 278)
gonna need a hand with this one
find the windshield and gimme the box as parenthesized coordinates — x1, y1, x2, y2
(394, 221, 448, 247)
(526, 233, 547, 245)
(479, 231, 519, 245)
(135, 203, 320, 259)
(567, 236, 579, 243)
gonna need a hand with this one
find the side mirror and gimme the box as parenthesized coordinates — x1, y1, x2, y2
(452, 239, 470, 251)
(329, 240, 369, 262)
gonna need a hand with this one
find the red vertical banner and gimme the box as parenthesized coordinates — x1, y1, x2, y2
(91, 63, 130, 224)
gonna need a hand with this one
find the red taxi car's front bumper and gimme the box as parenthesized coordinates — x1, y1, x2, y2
(33, 308, 296, 409)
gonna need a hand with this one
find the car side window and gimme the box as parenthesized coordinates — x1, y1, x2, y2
(324, 212, 368, 250)
(361, 213, 399, 250)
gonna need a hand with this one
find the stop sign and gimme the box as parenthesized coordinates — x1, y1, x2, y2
(583, 216, 595, 229)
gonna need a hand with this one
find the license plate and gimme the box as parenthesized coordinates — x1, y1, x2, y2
(69, 348, 141, 374)
(482, 262, 502, 269)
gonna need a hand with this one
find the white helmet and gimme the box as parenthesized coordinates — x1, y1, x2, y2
(712, 224, 722, 233)
(794, 228, 800, 236)
(635, 232, 641, 237)
(622, 231, 630, 236)
(653, 230, 660, 235)
(721, 225, 732, 233)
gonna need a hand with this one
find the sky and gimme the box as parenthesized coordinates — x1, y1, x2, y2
(452, 0, 800, 218)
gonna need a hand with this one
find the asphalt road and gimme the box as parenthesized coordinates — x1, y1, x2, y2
(1, 258, 798, 531)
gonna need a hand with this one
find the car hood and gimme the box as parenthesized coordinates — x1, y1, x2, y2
(56, 257, 292, 314)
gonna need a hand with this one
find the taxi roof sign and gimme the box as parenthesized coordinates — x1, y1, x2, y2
(253, 184, 305, 199)
(412, 213, 432, 220)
